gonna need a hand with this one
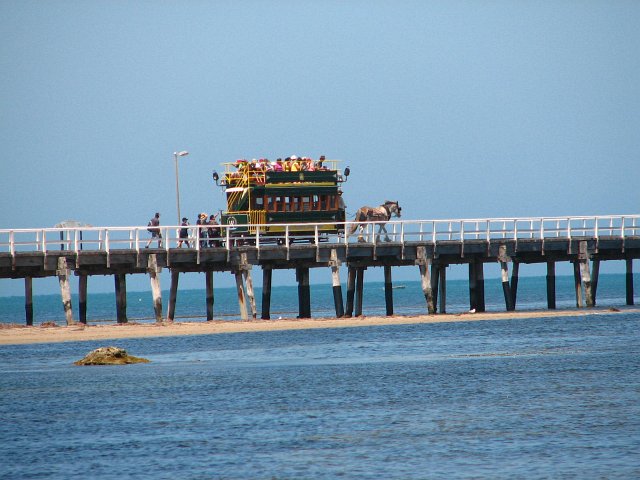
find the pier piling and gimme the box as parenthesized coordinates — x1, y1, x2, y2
(384, 265, 393, 316)
(24, 277, 33, 326)
(234, 271, 248, 320)
(345, 266, 356, 317)
(205, 271, 214, 321)
(330, 249, 344, 318)
(546, 262, 556, 309)
(78, 274, 88, 324)
(57, 257, 75, 325)
(167, 270, 179, 322)
(261, 267, 272, 320)
(296, 267, 311, 318)
(148, 255, 162, 323)
(626, 258, 634, 305)
(114, 273, 127, 323)
(355, 267, 365, 317)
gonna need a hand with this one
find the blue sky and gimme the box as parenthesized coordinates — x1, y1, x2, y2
(1, 1, 639, 296)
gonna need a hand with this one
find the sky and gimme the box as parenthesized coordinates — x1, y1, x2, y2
(1, 0, 639, 296)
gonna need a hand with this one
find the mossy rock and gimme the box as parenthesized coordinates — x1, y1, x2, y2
(74, 346, 150, 366)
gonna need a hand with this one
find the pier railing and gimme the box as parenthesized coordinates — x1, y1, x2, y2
(1, 214, 639, 256)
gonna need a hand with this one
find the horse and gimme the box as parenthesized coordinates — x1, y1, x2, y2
(348, 201, 402, 242)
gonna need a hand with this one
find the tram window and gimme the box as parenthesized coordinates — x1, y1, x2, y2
(267, 196, 275, 212)
(319, 195, 327, 210)
(284, 196, 291, 212)
(292, 196, 300, 212)
(302, 196, 311, 211)
(254, 196, 264, 210)
(329, 195, 337, 210)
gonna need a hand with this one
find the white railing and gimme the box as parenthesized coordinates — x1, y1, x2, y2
(0, 214, 638, 256)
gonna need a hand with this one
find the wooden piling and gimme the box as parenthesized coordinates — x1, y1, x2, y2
(345, 266, 356, 317)
(384, 265, 393, 316)
(167, 270, 179, 322)
(431, 264, 440, 313)
(591, 259, 600, 306)
(468, 259, 485, 312)
(148, 255, 162, 323)
(510, 262, 519, 309)
(296, 267, 311, 318)
(235, 271, 248, 320)
(261, 267, 272, 320)
(626, 258, 634, 306)
(57, 257, 75, 325)
(439, 266, 447, 314)
(355, 267, 365, 317)
(417, 246, 435, 314)
(330, 249, 344, 318)
(572, 262, 583, 308)
(205, 270, 214, 321)
(546, 261, 556, 309)
(78, 274, 88, 324)
(114, 273, 127, 323)
(25, 277, 33, 326)
(499, 246, 513, 311)
(243, 270, 257, 319)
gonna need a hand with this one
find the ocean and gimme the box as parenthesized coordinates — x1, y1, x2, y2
(1, 273, 638, 325)
(1, 274, 639, 478)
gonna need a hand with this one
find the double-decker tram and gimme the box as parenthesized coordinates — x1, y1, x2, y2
(212, 156, 350, 243)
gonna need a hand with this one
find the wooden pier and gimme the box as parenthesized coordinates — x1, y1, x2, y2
(1, 215, 639, 325)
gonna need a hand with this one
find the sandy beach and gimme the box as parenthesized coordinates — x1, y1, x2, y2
(1, 307, 636, 345)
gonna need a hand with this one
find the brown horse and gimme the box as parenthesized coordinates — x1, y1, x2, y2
(348, 201, 402, 242)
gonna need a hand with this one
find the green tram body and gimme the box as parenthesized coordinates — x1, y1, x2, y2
(215, 161, 347, 240)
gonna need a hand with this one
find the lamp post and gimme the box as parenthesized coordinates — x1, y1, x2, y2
(173, 150, 189, 225)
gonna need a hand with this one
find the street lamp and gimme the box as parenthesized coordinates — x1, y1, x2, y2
(174, 150, 189, 225)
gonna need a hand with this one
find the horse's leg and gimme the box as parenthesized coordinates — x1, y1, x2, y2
(380, 223, 390, 242)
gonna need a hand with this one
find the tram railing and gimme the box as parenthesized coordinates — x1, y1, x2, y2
(1, 215, 639, 257)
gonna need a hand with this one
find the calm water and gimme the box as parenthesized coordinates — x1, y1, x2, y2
(1, 314, 639, 478)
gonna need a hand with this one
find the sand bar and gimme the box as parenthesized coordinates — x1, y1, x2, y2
(1, 307, 637, 345)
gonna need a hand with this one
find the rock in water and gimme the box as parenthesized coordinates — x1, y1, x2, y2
(74, 346, 150, 366)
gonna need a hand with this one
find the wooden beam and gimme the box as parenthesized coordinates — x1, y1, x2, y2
(57, 257, 75, 325)
(296, 267, 311, 319)
(78, 274, 88, 324)
(439, 266, 447, 314)
(384, 265, 393, 316)
(417, 246, 435, 314)
(114, 273, 127, 324)
(546, 261, 556, 309)
(573, 261, 583, 308)
(431, 264, 440, 313)
(345, 266, 356, 317)
(25, 277, 33, 326)
(167, 270, 179, 322)
(148, 254, 162, 323)
(355, 267, 365, 317)
(261, 267, 272, 320)
(243, 270, 257, 319)
(235, 272, 248, 320)
(330, 249, 344, 318)
(591, 259, 600, 306)
(510, 262, 519, 309)
(205, 270, 214, 321)
(626, 258, 634, 306)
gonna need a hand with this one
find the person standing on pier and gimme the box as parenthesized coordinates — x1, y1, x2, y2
(145, 212, 162, 248)
(178, 217, 191, 248)
(196, 213, 208, 248)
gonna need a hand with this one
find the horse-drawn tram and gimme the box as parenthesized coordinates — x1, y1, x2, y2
(212, 156, 350, 243)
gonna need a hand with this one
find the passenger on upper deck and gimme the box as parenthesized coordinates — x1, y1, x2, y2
(273, 158, 283, 171)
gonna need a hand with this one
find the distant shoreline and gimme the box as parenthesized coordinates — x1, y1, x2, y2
(1, 307, 638, 346)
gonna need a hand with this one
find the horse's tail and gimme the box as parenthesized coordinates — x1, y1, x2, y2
(349, 209, 363, 235)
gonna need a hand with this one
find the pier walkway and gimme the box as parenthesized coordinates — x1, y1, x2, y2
(1, 214, 639, 325)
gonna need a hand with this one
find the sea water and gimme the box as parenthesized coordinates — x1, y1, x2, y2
(1, 313, 639, 478)
(1, 274, 639, 478)
(1, 273, 638, 325)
